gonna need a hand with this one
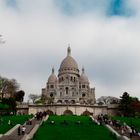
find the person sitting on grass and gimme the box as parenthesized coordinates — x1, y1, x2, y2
(61, 120, 68, 125)
(8, 120, 11, 125)
(75, 121, 81, 125)
(0, 118, 3, 124)
(50, 120, 55, 124)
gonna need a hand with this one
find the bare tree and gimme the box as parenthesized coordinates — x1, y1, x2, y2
(97, 96, 120, 105)
(28, 94, 41, 103)
(0, 76, 19, 99)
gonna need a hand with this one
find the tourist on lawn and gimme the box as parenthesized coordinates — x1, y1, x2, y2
(8, 120, 11, 125)
(0, 118, 3, 124)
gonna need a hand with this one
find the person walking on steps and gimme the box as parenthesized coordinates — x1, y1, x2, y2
(18, 126, 21, 135)
(22, 125, 26, 135)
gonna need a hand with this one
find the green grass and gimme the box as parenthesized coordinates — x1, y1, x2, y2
(0, 115, 32, 134)
(33, 115, 117, 140)
(112, 116, 140, 131)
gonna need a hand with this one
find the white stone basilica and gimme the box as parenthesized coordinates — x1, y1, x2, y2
(42, 47, 96, 105)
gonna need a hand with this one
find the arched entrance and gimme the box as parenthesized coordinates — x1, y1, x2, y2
(81, 110, 92, 116)
(71, 100, 75, 104)
(46, 110, 54, 115)
(57, 100, 62, 104)
(63, 110, 73, 115)
(66, 87, 69, 95)
(64, 100, 69, 104)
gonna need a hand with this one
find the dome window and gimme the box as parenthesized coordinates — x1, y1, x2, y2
(66, 87, 69, 95)
(82, 85, 85, 88)
(59, 78, 61, 82)
(82, 93, 85, 97)
(50, 93, 53, 97)
(62, 77, 64, 81)
(72, 92, 74, 96)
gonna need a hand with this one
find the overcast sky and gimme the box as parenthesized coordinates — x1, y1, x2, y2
(0, 0, 140, 101)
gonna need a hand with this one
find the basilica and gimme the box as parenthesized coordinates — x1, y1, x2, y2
(42, 47, 96, 105)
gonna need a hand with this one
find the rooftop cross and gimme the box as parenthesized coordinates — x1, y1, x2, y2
(67, 44, 71, 56)
(82, 67, 85, 74)
(52, 67, 55, 74)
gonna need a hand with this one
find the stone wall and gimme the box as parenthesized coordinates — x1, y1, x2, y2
(17, 104, 118, 116)
(25, 104, 118, 116)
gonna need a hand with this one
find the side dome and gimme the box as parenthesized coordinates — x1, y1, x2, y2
(58, 46, 79, 76)
(80, 68, 89, 83)
(48, 68, 57, 83)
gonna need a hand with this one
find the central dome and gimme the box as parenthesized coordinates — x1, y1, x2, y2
(60, 56, 78, 70)
(58, 47, 79, 76)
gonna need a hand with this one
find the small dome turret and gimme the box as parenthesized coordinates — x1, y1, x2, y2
(48, 68, 57, 83)
(80, 67, 89, 83)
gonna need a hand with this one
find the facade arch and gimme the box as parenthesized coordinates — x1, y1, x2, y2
(57, 100, 62, 104)
(64, 100, 69, 104)
(63, 110, 73, 115)
(81, 110, 92, 116)
(46, 110, 54, 115)
(71, 100, 75, 104)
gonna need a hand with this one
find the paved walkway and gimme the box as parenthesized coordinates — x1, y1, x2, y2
(111, 125, 140, 140)
(0, 119, 42, 140)
(92, 116, 140, 140)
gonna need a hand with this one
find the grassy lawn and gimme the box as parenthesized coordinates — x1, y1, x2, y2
(33, 115, 117, 140)
(112, 116, 140, 131)
(0, 115, 33, 134)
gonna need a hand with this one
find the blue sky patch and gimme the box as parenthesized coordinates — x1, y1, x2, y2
(5, 0, 17, 8)
(54, 0, 133, 17)
(108, 0, 133, 17)
(4, 0, 134, 17)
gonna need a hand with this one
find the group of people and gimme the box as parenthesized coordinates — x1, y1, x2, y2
(35, 111, 47, 120)
(18, 125, 26, 135)
(96, 114, 140, 138)
(17, 111, 48, 136)
(127, 126, 140, 138)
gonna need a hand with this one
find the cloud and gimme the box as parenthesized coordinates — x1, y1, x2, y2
(0, 0, 140, 101)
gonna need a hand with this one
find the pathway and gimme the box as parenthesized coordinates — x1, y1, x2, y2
(0, 118, 42, 140)
(111, 125, 140, 140)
